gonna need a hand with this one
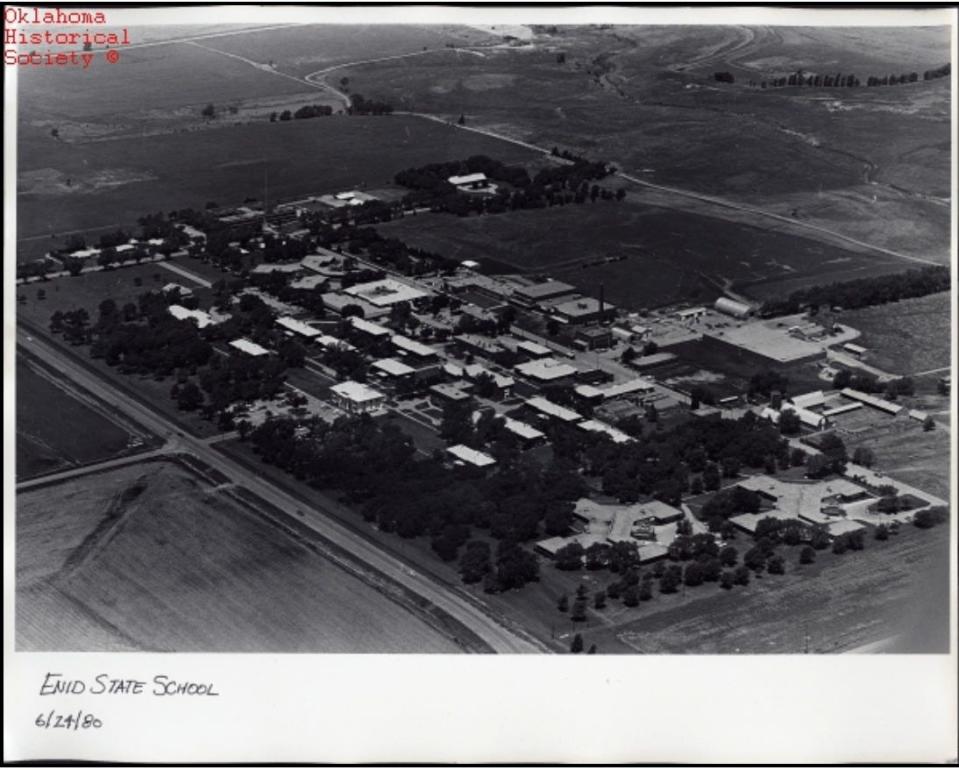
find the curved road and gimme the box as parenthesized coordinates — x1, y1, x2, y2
(16, 328, 546, 654)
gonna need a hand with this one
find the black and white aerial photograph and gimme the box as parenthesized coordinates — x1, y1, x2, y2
(10, 4, 955, 664)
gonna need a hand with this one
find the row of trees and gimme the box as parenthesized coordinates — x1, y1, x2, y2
(735, 63, 949, 91)
(347, 93, 394, 115)
(269, 104, 334, 122)
(759, 265, 950, 317)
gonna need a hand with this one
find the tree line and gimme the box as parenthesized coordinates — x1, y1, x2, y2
(720, 62, 950, 90)
(759, 265, 950, 317)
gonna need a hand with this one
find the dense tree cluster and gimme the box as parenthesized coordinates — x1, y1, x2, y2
(347, 93, 394, 115)
(244, 414, 590, 590)
(578, 412, 789, 506)
(292, 104, 334, 120)
(394, 153, 620, 216)
(760, 266, 950, 317)
(713, 71, 735, 83)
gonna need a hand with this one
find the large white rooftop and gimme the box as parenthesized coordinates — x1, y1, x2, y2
(391, 334, 437, 358)
(343, 278, 428, 307)
(526, 397, 583, 423)
(229, 338, 270, 357)
(168, 305, 216, 329)
(331, 380, 386, 403)
(578, 419, 634, 444)
(502, 417, 545, 441)
(276, 316, 320, 338)
(348, 316, 391, 337)
(448, 172, 487, 186)
(372, 358, 416, 377)
(599, 377, 656, 399)
(515, 357, 579, 381)
(447, 444, 497, 467)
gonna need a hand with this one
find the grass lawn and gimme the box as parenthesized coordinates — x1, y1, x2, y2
(377, 202, 905, 311)
(837, 292, 952, 376)
(17, 458, 461, 652)
(16, 354, 144, 480)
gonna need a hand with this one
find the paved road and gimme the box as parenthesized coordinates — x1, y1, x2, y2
(16, 446, 175, 492)
(157, 261, 215, 288)
(16, 329, 545, 654)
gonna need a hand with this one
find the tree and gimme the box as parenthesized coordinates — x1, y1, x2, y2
(556, 52, 566, 64)
(913, 507, 947, 529)
(623, 584, 640, 607)
(201, 103, 216, 118)
(176, 381, 203, 411)
(767, 554, 785, 575)
(874, 524, 889, 541)
(594, 590, 607, 610)
(733, 565, 751, 586)
(557, 594, 569, 612)
(852, 447, 876, 467)
(799, 545, 816, 564)
(570, 633, 583, 653)
(587, 644, 597, 654)
(620, 346, 637, 365)
(571, 596, 587, 622)
(702, 462, 721, 491)
(720, 570, 735, 590)
(922, 416, 936, 432)
(555, 542, 584, 571)
(719, 545, 738, 567)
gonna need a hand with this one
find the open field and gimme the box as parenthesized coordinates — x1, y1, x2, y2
(16, 354, 143, 481)
(16, 459, 461, 652)
(378, 203, 911, 310)
(17, 116, 539, 260)
(330, 26, 950, 259)
(593, 523, 950, 654)
(836, 404, 952, 502)
(837, 292, 952, 376)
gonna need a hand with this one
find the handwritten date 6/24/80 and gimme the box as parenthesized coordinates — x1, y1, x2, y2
(36, 711, 103, 730)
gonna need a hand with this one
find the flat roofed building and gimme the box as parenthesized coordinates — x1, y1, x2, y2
(843, 342, 867, 357)
(511, 280, 577, 306)
(464, 364, 515, 392)
(348, 316, 392, 338)
(526, 397, 582, 423)
(516, 340, 552, 358)
(289, 274, 329, 291)
(574, 384, 605, 402)
(447, 444, 496, 468)
(330, 380, 387, 414)
(574, 326, 614, 349)
(372, 357, 416, 378)
(448, 172, 488, 187)
(168, 305, 216, 329)
(502, 416, 545, 443)
(251, 262, 304, 275)
(515, 357, 579, 383)
(322, 292, 387, 319)
(391, 334, 438, 360)
(791, 390, 826, 409)
(599, 377, 656, 400)
(676, 306, 707, 321)
(578, 419, 634, 444)
(430, 382, 472, 404)
(229, 338, 270, 357)
(549, 296, 617, 325)
(276, 316, 321, 338)
(840, 388, 903, 415)
(316, 334, 356, 352)
(343, 278, 428, 307)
